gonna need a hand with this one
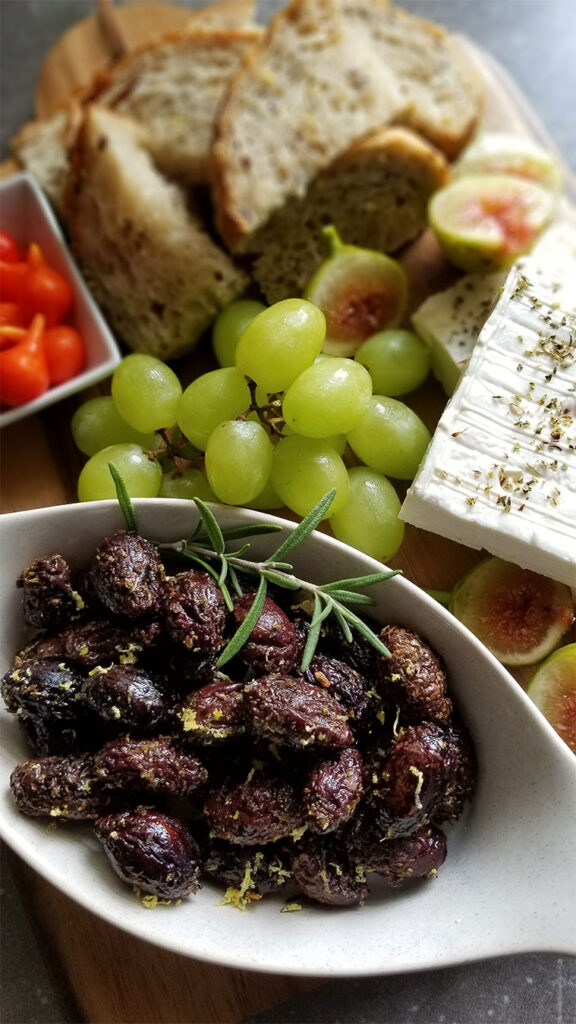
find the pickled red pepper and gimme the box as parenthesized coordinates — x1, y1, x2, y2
(0, 230, 85, 408)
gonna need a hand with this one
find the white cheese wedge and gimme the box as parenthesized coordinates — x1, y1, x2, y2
(411, 220, 576, 396)
(412, 271, 504, 395)
(400, 258, 576, 587)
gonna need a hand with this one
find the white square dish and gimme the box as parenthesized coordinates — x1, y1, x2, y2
(0, 173, 121, 427)
(0, 499, 574, 976)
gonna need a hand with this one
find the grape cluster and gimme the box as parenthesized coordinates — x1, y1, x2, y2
(72, 298, 432, 562)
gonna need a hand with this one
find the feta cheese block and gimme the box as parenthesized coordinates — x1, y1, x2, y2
(411, 220, 576, 396)
(401, 259, 576, 587)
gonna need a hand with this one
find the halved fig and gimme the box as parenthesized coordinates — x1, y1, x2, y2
(453, 131, 563, 194)
(449, 557, 574, 666)
(527, 644, 576, 753)
(429, 174, 557, 272)
(303, 226, 408, 357)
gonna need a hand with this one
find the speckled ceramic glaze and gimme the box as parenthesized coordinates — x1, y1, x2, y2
(1, 500, 575, 975)
(0, 174, 121, 428)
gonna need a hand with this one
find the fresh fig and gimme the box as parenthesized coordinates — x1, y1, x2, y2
(527, 644, 576, 753)
(303, 226, 408, 357)
(449, 557, 574, 667)
(453, 131, 563, 194)
(429, 174, 557, 272)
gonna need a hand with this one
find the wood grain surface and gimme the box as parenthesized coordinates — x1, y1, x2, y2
(1, 3, 572, 1021)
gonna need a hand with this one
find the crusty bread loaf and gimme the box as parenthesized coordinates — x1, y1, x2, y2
(247, 126, 449, 302)
(87, 27, 262, 184)
(64, 105, 248, 360)
(211, 0, 483, 251)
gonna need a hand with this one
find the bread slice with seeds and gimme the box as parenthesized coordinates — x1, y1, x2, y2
(246, 126, 450, 302)
(64, 105, 248, 360)
(87, 26, 262, 185)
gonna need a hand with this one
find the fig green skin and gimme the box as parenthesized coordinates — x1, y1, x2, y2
(428, 173, 557, 273)
(304, 226, 408, 357)
(449, 557, 574, 667)
(527, 644, 576, 754)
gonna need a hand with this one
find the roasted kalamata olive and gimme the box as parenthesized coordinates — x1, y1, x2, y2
(375, 626, 453, 725)
(291, 837, 368, 907)
(93, 735, 207, 797)
(16, 554, 84, 630)
(243, 674, 353, 749)
(10, 753, 109, 819)
(232, 593, 298, 674)
(62, 616, 164, 670)
(162, 570, 226, 651)
(175, 679, 245, 743)
(304, 747, 363, 833)
(86, 531, 165, 619)
(371, 722, 450, 835)
(204, 770, 305, 845)
(305, 654, 370, 724)
(95, 808, 202, 899)
(1, 658, 85, 720)
(204, 837, 293, 904)
(82, 664, 166, 731)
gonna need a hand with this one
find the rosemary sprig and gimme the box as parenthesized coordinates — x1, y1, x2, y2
(111, 473, 400, 673)
(174, 491, 400, 670)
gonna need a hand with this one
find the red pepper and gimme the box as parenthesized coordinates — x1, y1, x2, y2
(0, 313, 49, 407)
(0, 301, 26, 330)
(0, 258, 28, 303)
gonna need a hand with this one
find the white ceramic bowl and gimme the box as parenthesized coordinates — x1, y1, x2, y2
(0, 499, 575, 976)
(0, 173, 121, 427)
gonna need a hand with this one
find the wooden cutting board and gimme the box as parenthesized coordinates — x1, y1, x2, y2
(1, 4, 574, 1022)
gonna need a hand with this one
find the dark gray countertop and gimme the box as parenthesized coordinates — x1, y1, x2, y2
(1, 2, 575, 1022)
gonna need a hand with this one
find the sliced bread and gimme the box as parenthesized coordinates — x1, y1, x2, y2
(64, 105, 248, 360)
(87, 26, 262, 184)
(211, 0, 404, 251)
(246, 126, 449, 303)
(211, 0, 483, 250)
(336, 0, 483, 159)
(11, 104, 81, 211)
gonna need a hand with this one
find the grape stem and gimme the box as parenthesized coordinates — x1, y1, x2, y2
(244, 377, 286, 438)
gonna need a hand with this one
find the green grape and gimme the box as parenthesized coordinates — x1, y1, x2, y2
(205, 420, 274, 505)
(347, 396, 431, 480)
(111, 354, 182, 433)
(235, 298, 326, 392)
(78, 444, 162, 502)
(354, 329, 431, 396)
(282, 357, 372, 437)
(177, 368, 251, 450)
(330, 466, 405, 562)
(271, 435, 349, 519)
(159, 468, 217, 502)
(71, 396, 159, 457)
(212, 299, 266, 367)
(245, 476, 283, 511)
